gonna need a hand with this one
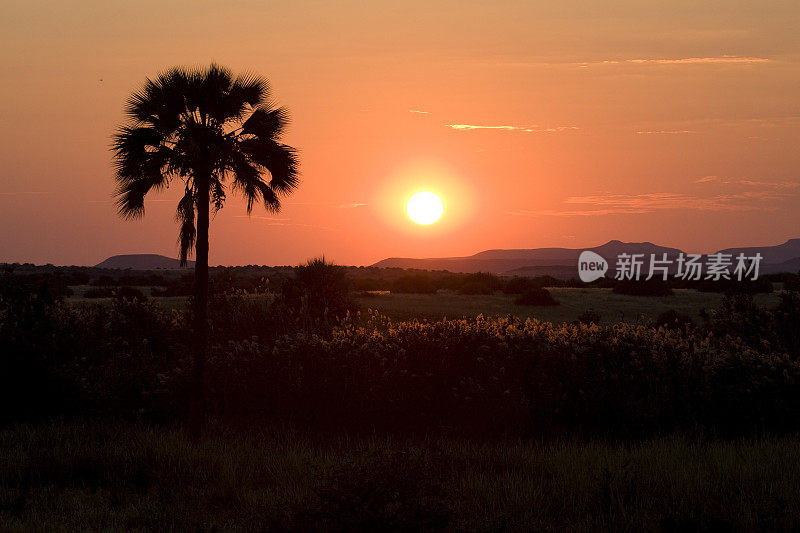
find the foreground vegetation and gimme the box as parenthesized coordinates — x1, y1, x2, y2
(3, 266, 800, 529)
(3, 421, 800, 531)
(4, 269, 800, 437)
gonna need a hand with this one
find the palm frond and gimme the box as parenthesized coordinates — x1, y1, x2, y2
(125, 68, 187, 133)
(227, 150, 264, 214)
(220, 72, 269, 124)
(239, 137, 299, 194)
(176, 187, 196, 266)
(112, 126, 176, 218)
(240, 107, 289, 140)
(211, 177, 226, 212)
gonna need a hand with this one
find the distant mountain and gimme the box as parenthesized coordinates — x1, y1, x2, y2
(717, 238, 800, 265)
(94, 254, 193, 270)
(761, 257, 800, 275)
(372, 238, 800, 277)
(372, 240, 684, 276)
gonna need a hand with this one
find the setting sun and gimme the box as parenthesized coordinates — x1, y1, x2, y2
(407, 191, 444, 225)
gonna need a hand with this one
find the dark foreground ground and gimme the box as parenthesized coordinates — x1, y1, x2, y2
(2, 421, 800, 531)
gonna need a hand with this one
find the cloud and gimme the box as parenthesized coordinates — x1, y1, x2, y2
(622, 56, 770, 65)
(234, 215, 290, 221)
(636, 130, 696, 135)
(286, 201, 368, 208)
(506, 208, 651, 217)
(409, 109, 430, 114)
(234, 215, 334, 231)
(487, 55, 771, 69)
(446, 124, 579, 133)
(695, 175, 719, 183)
(694, 176, 800, 189)
(508, 187, 796, 217)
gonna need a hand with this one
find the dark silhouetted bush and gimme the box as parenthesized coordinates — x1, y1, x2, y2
(277, 257, 357, 325)
(84, 286, 147, 300)
(392, 274, 439, 294)
(502, 276, 537, 294)
(514, 288, 559, 306)
(457, 273, 502, 295)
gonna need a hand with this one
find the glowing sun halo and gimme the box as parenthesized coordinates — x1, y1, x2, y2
(407, 191, 444, 225)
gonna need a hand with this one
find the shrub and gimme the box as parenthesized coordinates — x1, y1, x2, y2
(514, 288, 559, 306)
(84, 286, 147, 300)
(392, 274, 439, 294)
(502, 276, 537, 294)
(457, 273, 502, 295)
(277, 257, 358, 325)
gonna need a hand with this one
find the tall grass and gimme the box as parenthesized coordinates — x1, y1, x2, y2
(2, 421, 800, 531)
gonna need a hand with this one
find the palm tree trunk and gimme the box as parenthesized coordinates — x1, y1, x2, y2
(188, 176, 210, 442)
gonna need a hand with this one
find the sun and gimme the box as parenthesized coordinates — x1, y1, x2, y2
(407, 191, 444, 225)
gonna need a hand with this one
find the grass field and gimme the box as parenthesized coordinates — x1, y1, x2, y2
(2, 421, 800, 531)
(67, 286, 781, 325)
(356, 288, 781, 324)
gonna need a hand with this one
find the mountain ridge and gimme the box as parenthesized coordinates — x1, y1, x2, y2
(94, 254, 194, 270)
(372, 239, 800, 276)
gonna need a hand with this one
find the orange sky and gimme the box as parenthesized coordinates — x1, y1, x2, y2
(1, 1, 799, 266)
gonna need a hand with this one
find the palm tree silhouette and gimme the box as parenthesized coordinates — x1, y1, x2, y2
(112, 64, 299, 437)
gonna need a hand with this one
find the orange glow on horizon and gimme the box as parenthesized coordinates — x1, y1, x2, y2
(0, 2, 798, 266)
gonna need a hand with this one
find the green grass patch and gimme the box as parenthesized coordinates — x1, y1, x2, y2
(357, 288, 780, 324)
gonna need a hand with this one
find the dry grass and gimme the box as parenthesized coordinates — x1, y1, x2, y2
(2, 421, 800, 531)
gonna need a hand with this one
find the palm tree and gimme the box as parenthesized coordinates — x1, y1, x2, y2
(112, 64, 299, 437)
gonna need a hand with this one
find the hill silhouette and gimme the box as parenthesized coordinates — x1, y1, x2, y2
(372, 240, 683, 275)
(95, 254, 194, 269)
(372, 239, 800, 276)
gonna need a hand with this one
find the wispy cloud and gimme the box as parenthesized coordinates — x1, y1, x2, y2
(87, 198, 177, 204)
(446, 124, 579, 133)
(488, 55, 771, 69)
(234, 216, 290, 221)
(694, 176, 800, 189)
(409, 109, 430, 114)
(636, 130, 696, 135)
(618, 56, 770, 65)
(286, 201, 367, 208)
(234, 215, 334, 231)
(508, 186, 795, 217)
(695, 175, 719, 183)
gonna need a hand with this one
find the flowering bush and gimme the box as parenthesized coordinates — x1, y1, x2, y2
(204, 307, 800, 437)
(3, 282, 800, 437)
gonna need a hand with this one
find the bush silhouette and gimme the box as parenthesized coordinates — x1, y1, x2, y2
(502, 276, 537, 294)
(457, 273, 502, 295)
(392, 274, 438, 294)
(514, 288, 559, 306)
(278, 257, 357, 323)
